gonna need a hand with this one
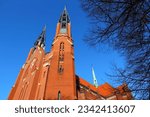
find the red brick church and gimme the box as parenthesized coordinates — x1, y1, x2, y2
(8, 7, 132, 100)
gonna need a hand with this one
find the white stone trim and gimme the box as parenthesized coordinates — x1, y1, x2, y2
(72, 55, 75, 59)
(22, 64, 25, 69)
(52, 39, 58, 45)
(122, 95, 127, 98)
(106, 95, 116, 100)
(67, 39, 73, 45)
(49, 54, 53, 59)
(23, 78, 26, 82)
(36, 67, 39, 70)
(43, 63, 50, 67)
(38, 83, 41, 86)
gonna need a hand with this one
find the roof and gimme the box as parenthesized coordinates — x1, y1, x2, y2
(98, 83, 115, 97)
(76, 75, 116, 97)
(76, 75, 130, 98)
(76, 76, 97, 92)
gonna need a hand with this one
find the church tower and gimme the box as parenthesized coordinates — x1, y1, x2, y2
(8, 7, 76, 100)
(8, 7, 132, 100)
(8, 25, 46, 100)
(44, 7, 76, 100)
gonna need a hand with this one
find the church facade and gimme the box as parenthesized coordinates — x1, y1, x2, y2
(8, 8, 132, 100)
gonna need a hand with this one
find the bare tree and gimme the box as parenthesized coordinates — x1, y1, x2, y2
(80, 0, 150, 99)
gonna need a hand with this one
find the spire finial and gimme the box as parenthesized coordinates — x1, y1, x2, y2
(43, 25, 46, 32)
(92, 66, 98, 88)
(64, 5, 67, 11)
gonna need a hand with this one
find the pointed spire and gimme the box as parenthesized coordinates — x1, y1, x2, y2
(34, 25, 46, 49)
(59, 6, 70, 23)
(43, 25, 46, 32)
(58, 6, 70, 34)
(92, 67, 98, 88)
(64, 5, 67, 11)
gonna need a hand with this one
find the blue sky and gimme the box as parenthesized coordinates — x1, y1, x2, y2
(0, 0, 125, 99)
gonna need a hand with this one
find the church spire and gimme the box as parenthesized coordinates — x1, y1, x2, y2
(92, 67, 98, 88)
(59, 6, 70, 23)
(59, 6, 70, 34)
(34, 25, 46, 49)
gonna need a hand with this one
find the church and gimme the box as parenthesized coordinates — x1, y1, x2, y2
(8, 7, 133, 100)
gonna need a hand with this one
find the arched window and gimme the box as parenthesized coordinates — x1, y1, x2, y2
(59, 42, 64, 62)
(60, 42, 64, 50)
(58, 42, 64, 74)
(58, 91, 61, 100)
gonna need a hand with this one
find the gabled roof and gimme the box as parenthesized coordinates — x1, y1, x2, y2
(76, 75, 131, 99)
(77, 75, 116, 97)
(77, 76, 97, 92)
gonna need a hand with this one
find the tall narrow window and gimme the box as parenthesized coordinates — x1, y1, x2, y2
(58, 42, 64, 74)
(60, 42, 64, 50)
(58, 91, 61, 100)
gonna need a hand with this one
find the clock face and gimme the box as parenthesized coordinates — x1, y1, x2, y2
(60, 28, 67, 33)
